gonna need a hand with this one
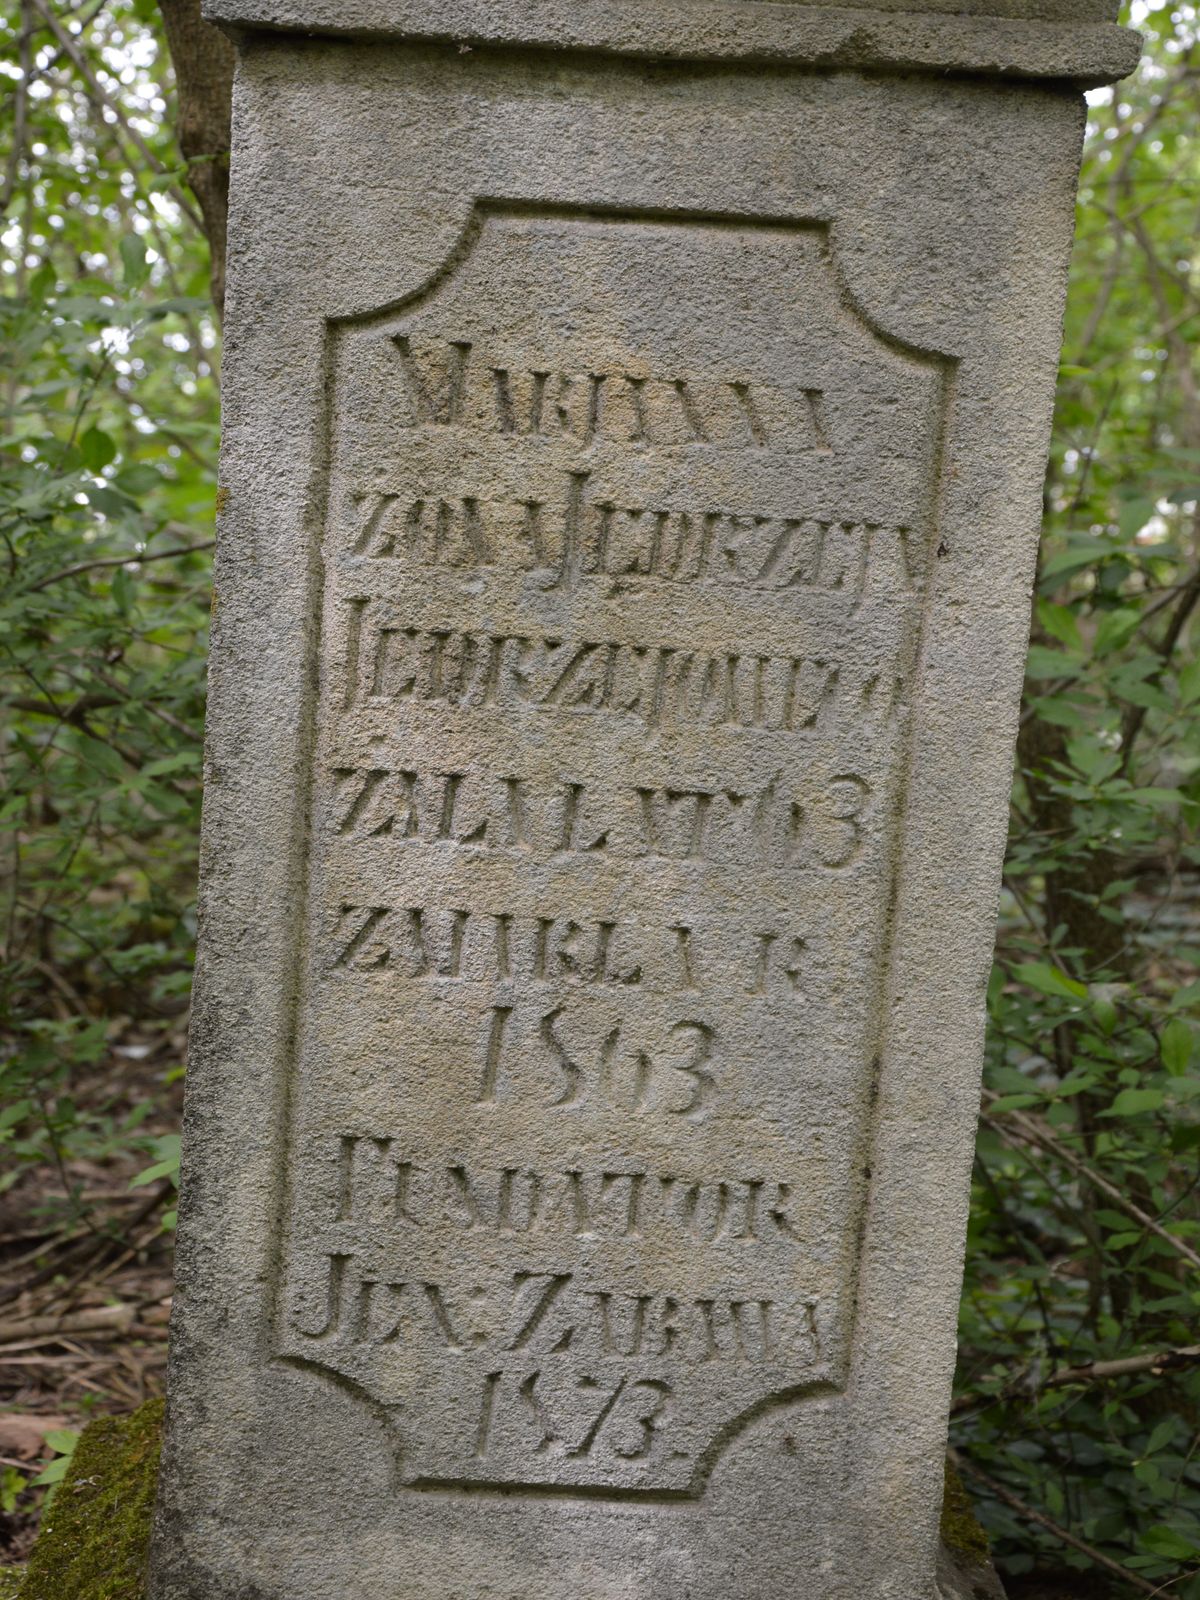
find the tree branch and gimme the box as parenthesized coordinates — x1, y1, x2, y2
(157, 0, 235, 312)
(981, 1098, 1200, 1271)
(952, 1453, 1160, 1596)
(28, 0, 205, 233)
(27, 539, 215, 592)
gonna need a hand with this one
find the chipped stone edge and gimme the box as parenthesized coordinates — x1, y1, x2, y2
(199, 0, 1141, 89)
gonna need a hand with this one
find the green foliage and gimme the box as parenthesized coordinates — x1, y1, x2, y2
(29, 1432, 80, 1503)
(0, 0, 216, 1197)
(953, 6, 1200, 1593)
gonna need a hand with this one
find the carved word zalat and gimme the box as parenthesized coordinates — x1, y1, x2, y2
(330, 763, 871, 870)
(334, 1135, 808, 1248)
(293, 1256, 819, 1369)
(346, 475, 922, 602)
(388, 334, 831, 452)
(342, 603, 908, 737)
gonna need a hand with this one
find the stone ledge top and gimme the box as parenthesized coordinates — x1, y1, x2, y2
(203, 0, 1141, 88)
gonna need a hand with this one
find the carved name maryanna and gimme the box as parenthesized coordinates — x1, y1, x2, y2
(387, 334, 832, 453)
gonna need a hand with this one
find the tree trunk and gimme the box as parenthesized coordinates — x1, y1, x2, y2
(157, 0, 235, 314)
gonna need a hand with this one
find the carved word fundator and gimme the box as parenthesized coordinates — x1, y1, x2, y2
(150, 5, 1140, 1599)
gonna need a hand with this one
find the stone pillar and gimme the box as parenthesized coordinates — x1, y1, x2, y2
(149, 7, 1139, 1598)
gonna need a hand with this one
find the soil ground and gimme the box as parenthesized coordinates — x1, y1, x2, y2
(0, 1032, 182, 1569)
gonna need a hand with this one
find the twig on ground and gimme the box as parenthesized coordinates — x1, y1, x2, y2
(0, 1303, 135, 1344)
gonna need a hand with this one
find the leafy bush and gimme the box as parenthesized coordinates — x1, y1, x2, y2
(953, 8, 1200, 1593)
(0, 0, 216, 1200)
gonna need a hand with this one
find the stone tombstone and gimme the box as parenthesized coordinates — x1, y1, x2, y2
(151, 6, 1139, 1598)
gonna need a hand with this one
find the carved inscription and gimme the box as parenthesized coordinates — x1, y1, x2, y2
(329, 903, 807, 999)
(282, 209, 947, 1494)
(330, 763, 871, 868)
(330, 1137, 809, 1246)
(387, 334, 831, 452)
(345, 475, 922, 600)
(344, 607, 906, 737)
(296, 1255, 816, 1369)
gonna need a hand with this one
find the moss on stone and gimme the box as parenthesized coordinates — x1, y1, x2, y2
(19, 1400, 162, 1600)
(941, 1457, 994, 1569)
(7, 1409, 994, 1598)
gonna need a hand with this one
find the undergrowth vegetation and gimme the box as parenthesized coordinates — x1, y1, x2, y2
(1, 1, 1198, 1593)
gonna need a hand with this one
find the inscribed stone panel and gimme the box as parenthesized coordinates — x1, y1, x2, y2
(277, 205, 948, 1494)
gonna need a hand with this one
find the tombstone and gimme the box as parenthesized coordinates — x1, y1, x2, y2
(150, 5, 1140, 1598)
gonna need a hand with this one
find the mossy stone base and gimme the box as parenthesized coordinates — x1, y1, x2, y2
(940, 1459, 1008, 1599)
(0, 1406, 1005, 1598)
(6, 1399, 163, 1600)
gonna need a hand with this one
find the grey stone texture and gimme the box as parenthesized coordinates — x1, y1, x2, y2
(150, 7, 1138, 1599)
(203, 0, 1141, 83)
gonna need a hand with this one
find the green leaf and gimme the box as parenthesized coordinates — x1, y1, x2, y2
(31, 1456, 71, 1489)
(1169, 980, 1200, 1013)
(1162, 1019, 1195, 1076)
(1037, 601, 1083, 651)
(129, 1156, 179, 1189)
(1118, 497, 1158, 541)
(31, 1428, 79, 1490)
(1145, 1418, 1180, 1455)
(1025, 645, 1080, 681)
(1143, 1525, 1200, 1561)
(119, 232, 150, 288)
(79, 426, 117, 472)
(1094, 607, 1142, 657)
(1092, 996, 1118, 1035)
(1103, 1088, 1165, 1117)
(114, 463, 164, 495)
(1039, 537, 1110, 585)
(1124, 786, 1187, 806)
(1014, 962, 1088, 1001)
(87, 485, 136, 518)
(988, 1093, 1043, 1113)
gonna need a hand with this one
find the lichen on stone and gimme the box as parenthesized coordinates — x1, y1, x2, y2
(18, 1399, 163, 1600)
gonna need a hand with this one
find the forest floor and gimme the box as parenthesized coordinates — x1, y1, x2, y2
(0, 1029, 182, 1568)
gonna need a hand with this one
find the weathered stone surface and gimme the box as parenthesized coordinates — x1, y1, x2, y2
(203, 0, 1141, 86)
(150, 7, 1137, 1599)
